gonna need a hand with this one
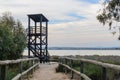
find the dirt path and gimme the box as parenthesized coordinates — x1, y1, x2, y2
(29, 62, 70, 80)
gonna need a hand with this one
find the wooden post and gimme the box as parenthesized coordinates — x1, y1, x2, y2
(29, 60, 33, 78)
(0, 65, 2, 80)
(102, 67, 107, 80)
(65, 58, 67, 65)
(0, 65, 7, 80)
(46, 21, 48, 58)
(31, 60, 34, 74)
(40, 16, 42, 63)
(28, 17, 30, 57)
(58, 58, 61, 63)
(27, 61, 30, 80)
(19, 62, 22, 80)
(61, 58, 63, 64)
(65, 58, 67, 74)
(36, 59, 39, 69)
(71, 59, 73, 79)
(35, 59, 37, 70)
(80, 62, 83, 80)
(33, 59, 36, 72)
(35, 22, 37, 56)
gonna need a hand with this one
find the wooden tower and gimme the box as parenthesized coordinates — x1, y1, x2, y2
(27, 14, 49, 63)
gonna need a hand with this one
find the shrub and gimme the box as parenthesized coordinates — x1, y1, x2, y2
(0, 12, 27, 60)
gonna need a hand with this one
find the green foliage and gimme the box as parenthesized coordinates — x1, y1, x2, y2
(97, 0, 120, 25)
(83, 63, 102, 80)
(6, 62, 29, 80)
(97, 0, 120, 39)
(6, 67, 18, 80)
(72, 62, 101, 80)
(0, 26, 13, 60)
(0, 12, 27, 60)
(56, 64, 65, 73)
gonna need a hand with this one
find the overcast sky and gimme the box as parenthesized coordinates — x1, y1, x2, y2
(0, 0, 120, 47)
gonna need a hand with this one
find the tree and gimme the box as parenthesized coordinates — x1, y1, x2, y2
(97, 0, 120, 39)
(0, 25, 14, 60)
(0, 12, 27, 60)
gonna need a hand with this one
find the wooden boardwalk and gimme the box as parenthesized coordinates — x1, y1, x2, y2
(29, 62, 70, 80)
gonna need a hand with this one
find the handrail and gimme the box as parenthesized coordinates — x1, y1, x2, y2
(0, 58, 39, 80)
(59, 63, 91, 80)
(12, 63, 39, 80)
(59, 57, 120, 80)
(0, 58, 38, 65)
(61, 57, 120, 71)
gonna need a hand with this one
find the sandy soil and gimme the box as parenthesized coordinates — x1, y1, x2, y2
(29, 62, 70, 80)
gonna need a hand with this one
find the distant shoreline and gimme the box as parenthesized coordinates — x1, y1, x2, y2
(25, 47, 120, 50)
(48, 47, 120, 50)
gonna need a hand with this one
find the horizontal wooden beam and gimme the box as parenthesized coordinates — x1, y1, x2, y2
(0, 58, 38, 65)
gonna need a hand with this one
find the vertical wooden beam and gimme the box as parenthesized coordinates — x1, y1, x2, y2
(102, 67, 107, 80)
(46, 21, 48, 57)
(33, 59, 36, 71)
(59, 58, 62, 64)
(65, 58, 67, 74)
(71, 59, 73, 79)
(65, 58, 67, 65)
(35, 22, 37, 56)
(0, 65, 2, 80)
(27, 60, 30, 80)
(0, 65, 7, 80)
(19, 62, 22, 80)
(31, 60, 34, 74)
(80, 62, 84, 80)
(40, 16, 42, 63)
(28, 17, 30, 57)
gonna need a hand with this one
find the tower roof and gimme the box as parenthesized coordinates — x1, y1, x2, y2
(28, 14, 48, 22)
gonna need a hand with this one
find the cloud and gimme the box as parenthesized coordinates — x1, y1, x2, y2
(0, 0, 119, 47)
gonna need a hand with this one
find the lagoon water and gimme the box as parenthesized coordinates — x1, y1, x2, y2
(23, 50, 120, 56)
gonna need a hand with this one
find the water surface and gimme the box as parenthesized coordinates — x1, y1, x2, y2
(23, 50, 120, 56)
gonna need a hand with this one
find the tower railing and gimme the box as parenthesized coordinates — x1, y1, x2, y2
(30, 26, 46, 34)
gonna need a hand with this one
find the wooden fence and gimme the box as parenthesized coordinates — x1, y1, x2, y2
(59, 57, 120, 80)
(0, 58, 39, 80)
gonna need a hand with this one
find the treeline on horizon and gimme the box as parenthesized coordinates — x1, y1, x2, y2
(25, 47, 120, 50)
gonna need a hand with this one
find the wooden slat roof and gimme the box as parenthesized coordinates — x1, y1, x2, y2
(28, 14, 48, 22)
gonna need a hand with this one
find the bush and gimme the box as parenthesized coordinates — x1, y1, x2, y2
(56, 64, 65, 73)
(0, 12, 27, 60)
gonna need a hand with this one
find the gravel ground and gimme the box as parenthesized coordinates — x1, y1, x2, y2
(29, 62, 70, 80)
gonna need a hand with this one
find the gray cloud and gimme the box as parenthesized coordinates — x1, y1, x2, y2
(0, 0, 119, 47)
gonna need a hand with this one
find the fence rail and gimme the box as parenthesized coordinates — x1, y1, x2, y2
(0, 58, 39, 80)
(59, 57, 120, 80)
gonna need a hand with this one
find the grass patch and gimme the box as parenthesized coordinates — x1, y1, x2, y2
(6, 68, 18, 80)
(56, 64, 65, 73)
(3, 61, 31, 80)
